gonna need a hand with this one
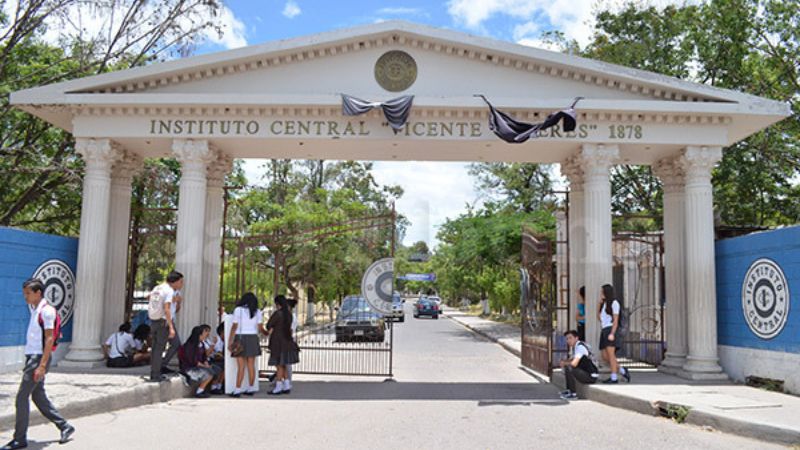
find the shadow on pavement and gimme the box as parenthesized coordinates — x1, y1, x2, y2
(231, 381, 565, 404)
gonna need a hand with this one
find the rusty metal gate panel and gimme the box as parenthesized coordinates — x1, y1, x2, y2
(520, 231, 556, 377)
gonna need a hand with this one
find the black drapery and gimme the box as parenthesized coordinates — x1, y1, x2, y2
(475, 95, 583, 144)
(341, 94, 414, 131)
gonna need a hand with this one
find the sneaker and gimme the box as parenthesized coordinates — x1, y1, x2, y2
(1, 439, 28, 449)
(60, 424, 75, 444)
(228, 392, 241, 398)
(559, 390, 571, 396)
(602, 378, 619, 384)
(243, 390, 256, 397)
(209, 388, 224, 395)
(622, 367, 631, 383)
(194, 391, 210, 398)
(559, 391, 578, 400)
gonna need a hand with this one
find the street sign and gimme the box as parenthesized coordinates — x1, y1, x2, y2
(397, 273, 436, 282)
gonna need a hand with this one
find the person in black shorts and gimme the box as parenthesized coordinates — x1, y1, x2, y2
(597, 284, 630, 384)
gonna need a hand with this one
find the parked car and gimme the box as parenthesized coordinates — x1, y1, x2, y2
(335, 296, 386, 342)
(427, 296, 442, 308)
(413, 298, 439, 319)
(388, 293, 405, 322)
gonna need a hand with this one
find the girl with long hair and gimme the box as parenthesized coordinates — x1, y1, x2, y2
(265, 295, 299, 395)
(597, 284, 630, 384)
(228, 292, 265, 397)
(179, 324, 221, 397)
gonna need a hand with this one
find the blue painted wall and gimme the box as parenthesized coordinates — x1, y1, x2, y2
(716, 226, 800, 353)
(0, 227, 77, 347)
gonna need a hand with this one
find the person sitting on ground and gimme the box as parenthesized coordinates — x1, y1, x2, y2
(103, 323, 149, 368)
(179, 325, 222, 398)
(559, 329, 599, 400)
(204, 322, 225, 395)
(133, 323, 151, 353)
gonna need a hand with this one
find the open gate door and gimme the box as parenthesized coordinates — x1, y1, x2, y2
(520, 230, 556, 377)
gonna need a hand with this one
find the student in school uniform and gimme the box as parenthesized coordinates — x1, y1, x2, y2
(558, 329, 599, 400)
(2, 279, 75, 450)
(228, 292, 266, 397)
(179, 325, 222, 398)
(597, 284, 631, 384)
(204, 322, 225, 395)
(103, 322, 149, 368)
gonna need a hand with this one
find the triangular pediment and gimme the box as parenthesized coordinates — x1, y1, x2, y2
(13, 21, 775, 105)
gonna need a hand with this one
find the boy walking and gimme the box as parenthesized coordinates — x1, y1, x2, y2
(148, 271, 184, 382)
(2, 279, 74, 450)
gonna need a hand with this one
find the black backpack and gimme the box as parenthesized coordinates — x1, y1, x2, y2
(576, 342, 599, 375)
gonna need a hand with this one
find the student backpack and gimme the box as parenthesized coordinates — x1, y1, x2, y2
(38, 306, 62, 351)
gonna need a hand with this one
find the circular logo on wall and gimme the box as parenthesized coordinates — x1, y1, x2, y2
(32, 259, 75, 325)
(741, 258, 790, 339)
(361, 258, 394, 315)
(374, 50, 417, 92)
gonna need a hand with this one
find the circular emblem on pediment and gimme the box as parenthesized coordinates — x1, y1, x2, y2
(742, 258, 790, 339)
(374, 50, 417, 92)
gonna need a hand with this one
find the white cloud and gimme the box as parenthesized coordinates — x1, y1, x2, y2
(282, 1, 302, 19)
(203, 5, 248, 49)
(449, 0, 698, 48)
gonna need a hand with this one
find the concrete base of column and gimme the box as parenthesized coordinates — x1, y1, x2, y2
(61, 345, 105, 368)
(668, 367, 729, 381)
(658, 353, 687, 374)
(677, 356, 728, 380)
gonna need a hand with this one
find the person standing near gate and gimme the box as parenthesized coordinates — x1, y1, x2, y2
(148, 271, 184, 382)
(2, 279, 75, 450)
(559, 329, 599, 400)
(575, 286, 586, 341)
(597, 284, 630, 384)
(228, 292, 265, 397)
(265, 295, 299, 395)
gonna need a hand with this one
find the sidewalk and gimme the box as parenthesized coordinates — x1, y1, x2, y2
(0, 366, 188, 433)
(443, 307, 800, 446)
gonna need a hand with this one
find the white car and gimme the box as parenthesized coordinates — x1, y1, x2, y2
(427, 296, 442, 308)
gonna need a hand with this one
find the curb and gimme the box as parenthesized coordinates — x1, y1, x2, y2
(0, 377, 190, 432)
(446, 310, 800, 446)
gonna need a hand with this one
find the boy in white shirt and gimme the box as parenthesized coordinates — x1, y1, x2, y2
(3, 279, 74, 450)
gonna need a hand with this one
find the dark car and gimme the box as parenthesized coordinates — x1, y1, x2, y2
(335, 296, 386, 342)
(413, 298, 439, 319)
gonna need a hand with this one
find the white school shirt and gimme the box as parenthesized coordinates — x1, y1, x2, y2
(291, 312, 298, 338)
(25, 300, 56, 355)
(105, 332, 142, 358)
(600, 300, 621, 329)
(164, 288, 181, 322)
(232, 307, 263, 335)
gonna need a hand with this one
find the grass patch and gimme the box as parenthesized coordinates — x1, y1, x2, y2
(659, 403, 691, 424)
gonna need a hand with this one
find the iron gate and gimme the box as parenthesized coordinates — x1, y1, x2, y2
(221, 212, 396, 378)
(520, 230, 557, 377)
(612, 231, 665, 367)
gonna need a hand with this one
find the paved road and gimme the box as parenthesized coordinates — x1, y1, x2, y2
(9, 302, 779, 449)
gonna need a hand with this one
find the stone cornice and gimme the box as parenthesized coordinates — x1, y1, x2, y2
(67, 104, 734, 126)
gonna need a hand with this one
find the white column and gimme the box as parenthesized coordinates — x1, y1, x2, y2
(101, 152, 142, 340)
(680, 146, 726, 379)
(201, 153, 232, 327)
(63, 139, 122, 366)
(173, 139, 215, 341)
(561, 156, 585, 331)
(654, 157, 688, 372)
(578, 144, 618, 353)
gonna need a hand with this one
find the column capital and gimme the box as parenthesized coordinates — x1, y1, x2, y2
(560, 154, 585, 190)
(207, 151, 233, 188)
(579, 144, 619, 180)
(172, 139, 217, 175)
(111, 150, 143, 183)
(679, 146, 722, 182)
(653, 156, 686, 194)
(76, 138, 123, 171)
